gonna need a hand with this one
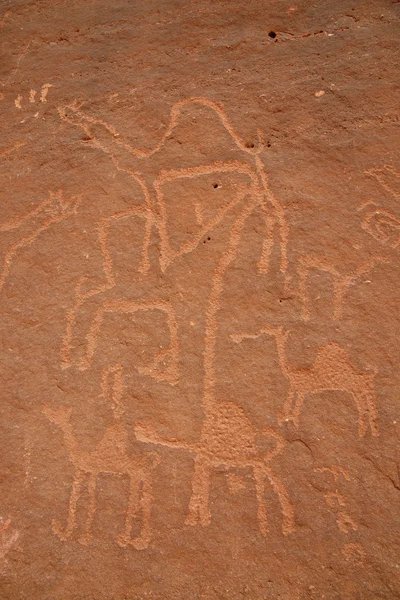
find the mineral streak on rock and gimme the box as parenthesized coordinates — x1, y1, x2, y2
(0, 1, 399, 599)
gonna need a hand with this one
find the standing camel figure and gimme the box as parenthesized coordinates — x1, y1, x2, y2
(43, 365, 160, 550)
(135, 193, 295, 537)
(135, 406, 295, 537)
(233, 327, 379, 437)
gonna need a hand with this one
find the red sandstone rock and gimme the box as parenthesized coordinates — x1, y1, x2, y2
(0, 1, 399, 598)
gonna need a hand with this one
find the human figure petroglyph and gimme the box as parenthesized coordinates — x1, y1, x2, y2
(0, 190, 82, 293)
(43, 365, 160, 550)
(135, 195, 295, 537)
(58, 96, 289, 374)
(314, 466, 358, 534)
(232, 327, 379, 437)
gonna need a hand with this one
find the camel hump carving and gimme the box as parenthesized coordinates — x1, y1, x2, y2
(135, 398, 295, 538)
(42, 365, 160, 550)
(233, 328, 379, 438)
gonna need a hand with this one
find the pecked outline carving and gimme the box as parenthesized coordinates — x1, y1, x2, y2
(135, 187, 295, 537)
(232, 327, 379, 437)
(58, 96, 289, 280)
(0, 190, 82, 293)
(314, 466, 358, 534)
(42, 365, 160, 550)
(58, 96, 289, 378)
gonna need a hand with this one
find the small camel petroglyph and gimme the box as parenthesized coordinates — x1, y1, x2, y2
(232, 327, 379, 437)
(296, 164, 400, 322)
(0, 190, 82, 293)
(43, 365, 160, 550)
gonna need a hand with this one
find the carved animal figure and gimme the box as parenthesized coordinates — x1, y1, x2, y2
(135, 196, 295, 537)
(234, 327, 379, 437)
(58, 97, 288, 373)
(297, 164, 400, 322)
(43, 366, 160, 550)
(136, 403, 295, 536)
(0, 190, 82, 293)
(298, 254, 387, 322)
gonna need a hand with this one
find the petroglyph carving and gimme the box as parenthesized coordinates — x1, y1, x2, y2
(314, 467, 358, 534)
(136, 412, 294, 537)
(358, 202, 400, 248)
(59, 96, 289, 377)
(14, 83, 52, 110)
(62, 295, 180, 384)
(233, 328, 379, 437)
(342, 542, 366, 565)
(0, 190, 82, 293)
(295, 165, 400, 322)
(0, 140, 26, 159)
(297, 255, 387, 322)
(135, 195, 295, 537)
(42, 366, 160, 550)
(58, 96, 288, 278)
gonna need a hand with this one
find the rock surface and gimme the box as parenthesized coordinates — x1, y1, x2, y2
(0, 1, 399, 598)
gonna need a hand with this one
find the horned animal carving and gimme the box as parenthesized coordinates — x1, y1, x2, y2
(43, 366, 160, 550)
(232, 328, 379, 437)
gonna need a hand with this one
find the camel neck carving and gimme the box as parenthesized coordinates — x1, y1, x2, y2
(43, 365, 160, 550)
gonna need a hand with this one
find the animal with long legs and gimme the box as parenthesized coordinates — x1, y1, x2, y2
(43, 365, 160, 550)
(232, 327, 379, 437)
(135, 195, 295, 537)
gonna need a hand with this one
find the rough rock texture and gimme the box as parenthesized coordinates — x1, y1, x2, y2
(0, 1, 399, 598)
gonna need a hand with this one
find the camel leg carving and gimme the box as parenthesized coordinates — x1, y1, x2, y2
(52, 468, 86, 542)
